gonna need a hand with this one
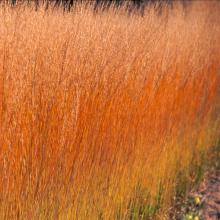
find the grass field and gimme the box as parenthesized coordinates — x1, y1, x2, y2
(0, 1, 219, 219)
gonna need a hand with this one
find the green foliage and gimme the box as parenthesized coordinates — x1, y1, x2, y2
(128, 183, 163, 219)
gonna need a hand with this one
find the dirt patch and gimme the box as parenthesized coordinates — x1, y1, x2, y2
(199, 169, 220, 220)
(171, 154, 220, 220)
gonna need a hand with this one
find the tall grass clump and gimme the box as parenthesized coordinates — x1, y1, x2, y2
(0, 1, 219, 219)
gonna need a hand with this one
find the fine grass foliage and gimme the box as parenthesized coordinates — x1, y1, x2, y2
(0, 1, 219, 219)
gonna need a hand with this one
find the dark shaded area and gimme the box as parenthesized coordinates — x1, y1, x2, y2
(8, 0, 189, 12)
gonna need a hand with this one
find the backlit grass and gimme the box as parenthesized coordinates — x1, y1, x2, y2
(0, 1, 219, 219)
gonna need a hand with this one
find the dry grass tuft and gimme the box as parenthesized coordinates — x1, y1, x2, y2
(0, 1, 219, 219)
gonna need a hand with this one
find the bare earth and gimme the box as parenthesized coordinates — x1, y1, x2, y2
(199, 169, 220, 220)
(171, 160, 220, 220)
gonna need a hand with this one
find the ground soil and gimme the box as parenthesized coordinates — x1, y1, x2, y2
(199, 168, 220, 220)
(171, 156, 220, 220)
